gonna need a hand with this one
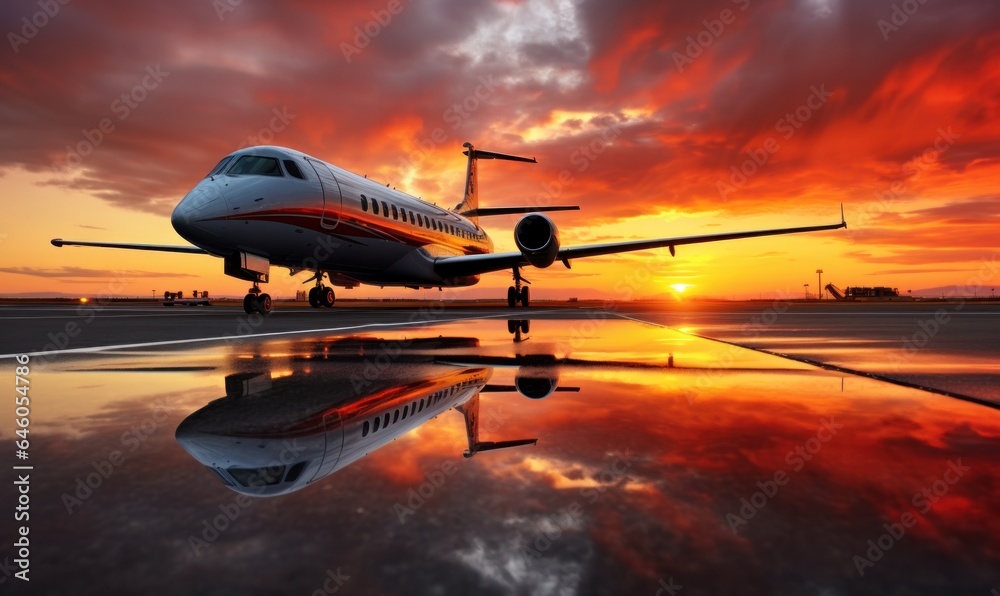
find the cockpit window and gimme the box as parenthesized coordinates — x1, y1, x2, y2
(206, 156, 235, 177)
(228, 155, 283, 176)
(285, 461, 307, 483)
(206, 466, 234, 486)
(283, 159, 305, 179)
(228, 465, 285, 487)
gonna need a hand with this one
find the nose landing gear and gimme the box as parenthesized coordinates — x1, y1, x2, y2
(507, 266, 530, 308)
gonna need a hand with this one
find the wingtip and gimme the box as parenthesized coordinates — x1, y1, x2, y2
(51, 238, 63, 247)
(840, 203, 847, 228)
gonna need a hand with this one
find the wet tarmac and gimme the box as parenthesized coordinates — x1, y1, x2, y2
(0, 306, 998, 595)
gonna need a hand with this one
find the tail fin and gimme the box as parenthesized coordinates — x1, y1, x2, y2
(456, 393, 537, 458)
(454, 142, 537, 224)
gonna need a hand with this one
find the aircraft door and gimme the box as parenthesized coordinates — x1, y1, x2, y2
(308, 410, 345, 483)
(306, 159, 343, 230)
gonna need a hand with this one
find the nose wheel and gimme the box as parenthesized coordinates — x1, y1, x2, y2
(307, 273, 335, 308)
(507, 266, 530, 307)
(243, 284, 272, 315)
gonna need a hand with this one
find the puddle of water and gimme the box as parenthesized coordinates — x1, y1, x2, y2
(2, 318, 997, 594)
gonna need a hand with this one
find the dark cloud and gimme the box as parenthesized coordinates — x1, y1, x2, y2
(0, 0, 998, 292)
(0, 266, 195, 279)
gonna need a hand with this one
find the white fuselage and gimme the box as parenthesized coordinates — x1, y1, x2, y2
(176, 363, 492, 496)
(170, 145, 493, 288)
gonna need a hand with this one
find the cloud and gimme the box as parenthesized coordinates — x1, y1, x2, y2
(0, 266, 195, 279)
(1, 0, 999, 296)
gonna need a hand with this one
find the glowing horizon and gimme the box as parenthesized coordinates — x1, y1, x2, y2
(1, 0, 998, 300)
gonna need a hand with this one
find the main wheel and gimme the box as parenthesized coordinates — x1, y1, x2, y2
(308, 287, 320, 308)
(519, 286, 530, 307)
(256, 293, 273, 315)
(320, 287, 335, 307)
(243, 294, 254, 314)
(507, 286, 517, 308)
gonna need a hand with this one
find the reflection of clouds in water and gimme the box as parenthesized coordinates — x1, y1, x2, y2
(22, 319, 1000, 594)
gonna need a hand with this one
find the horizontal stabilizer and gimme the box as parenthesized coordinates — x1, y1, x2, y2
(462, 148, 537, 163)
(482, 385, 580, 393)
(460, 206, 580, 217)
(51, 239, 208, 254)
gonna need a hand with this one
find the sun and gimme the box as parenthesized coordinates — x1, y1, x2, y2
(670, 283, 692, 293)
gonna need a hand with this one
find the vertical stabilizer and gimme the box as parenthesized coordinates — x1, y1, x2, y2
(455, 142, 480, 223)
(456, 392, 537, 458)
(453, 142, 538, 225)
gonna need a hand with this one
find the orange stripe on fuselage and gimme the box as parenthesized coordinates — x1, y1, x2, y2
(210, 207, 491, 255)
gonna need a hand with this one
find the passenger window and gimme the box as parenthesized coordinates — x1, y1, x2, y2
(393, 409, 400, 423)
(382, 202, 389, 218)
(416, 214, 423, 227)
(363, 420, 370, 437)
(360, 195, 368, 211)
(383, 413, 390, 427)
(283, 160, 305, 179)
(372, 200, 379, 215)
(392, 205, 398, 220)
(402, 405, 408, 419)
(409, 211, 415, 223)
(373, 417, 380, 432)
(400, 210, 407, 223)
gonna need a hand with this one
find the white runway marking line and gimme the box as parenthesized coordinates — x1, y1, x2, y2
(620, 310, 1000, 317)
(0, 310, 561, 359)
(0, 313, 227, 320)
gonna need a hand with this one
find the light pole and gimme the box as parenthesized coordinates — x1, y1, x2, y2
(803, 283, 809, 299)
(816, 269, 823, 300)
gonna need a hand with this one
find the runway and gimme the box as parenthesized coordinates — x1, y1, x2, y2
(2, 301, 997, 403)
(1, 302, 998, 594)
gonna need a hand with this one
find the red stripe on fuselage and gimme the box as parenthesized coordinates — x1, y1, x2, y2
(210, 208, 490, 255)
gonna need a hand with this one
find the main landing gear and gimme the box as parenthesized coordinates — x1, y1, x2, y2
(507, 266, 530, 308)
(307, 272, 335, 308)
(242, 283, 272, 315)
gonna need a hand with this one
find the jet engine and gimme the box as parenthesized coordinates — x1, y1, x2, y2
(514, 213, 560, 268)
(515, 370, 559, 400)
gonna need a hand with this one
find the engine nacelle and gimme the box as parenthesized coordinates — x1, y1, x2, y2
(514, 213, 560, 268)
(515, 372, 559, 400)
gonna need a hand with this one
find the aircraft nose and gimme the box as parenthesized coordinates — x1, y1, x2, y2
(172, 182, 227, 243)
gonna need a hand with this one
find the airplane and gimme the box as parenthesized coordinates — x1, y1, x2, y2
(52, 142, 847, 315)
(175, 335, 565, 496)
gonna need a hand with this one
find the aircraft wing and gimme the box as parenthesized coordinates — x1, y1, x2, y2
(434, 213, 846, 279)
(51, 239, 208, 254)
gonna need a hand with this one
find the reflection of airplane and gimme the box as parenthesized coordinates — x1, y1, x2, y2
(507, 319, 530, 343)
(177, 358, 544, 496)
(52, 142, 846, 314)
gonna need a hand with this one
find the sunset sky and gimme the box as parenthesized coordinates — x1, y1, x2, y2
(1, 0, 998, 300)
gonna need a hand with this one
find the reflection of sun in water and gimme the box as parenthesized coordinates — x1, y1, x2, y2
(670, 283, 692, 294)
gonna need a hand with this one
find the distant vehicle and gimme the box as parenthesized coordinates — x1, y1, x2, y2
(53, 142, 845, 314)
(163, 290, 211, 307)
(825, 284, 909, 300)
